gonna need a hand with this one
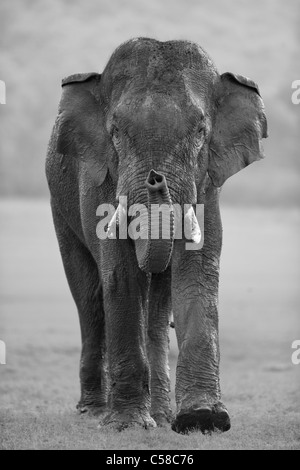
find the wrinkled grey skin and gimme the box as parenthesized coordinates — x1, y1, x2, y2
(46, 38, 267, 433)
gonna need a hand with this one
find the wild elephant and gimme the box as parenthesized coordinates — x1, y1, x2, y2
(46, 38, 267, 433)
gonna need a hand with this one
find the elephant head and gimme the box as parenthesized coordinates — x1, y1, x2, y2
(56, 38, 267, 273)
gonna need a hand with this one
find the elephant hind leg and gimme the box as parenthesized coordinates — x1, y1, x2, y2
(51, 203, 108, 415)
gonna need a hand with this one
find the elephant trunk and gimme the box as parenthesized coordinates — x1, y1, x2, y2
(135, 169, 175, 274)
(107, 169, 201, 273)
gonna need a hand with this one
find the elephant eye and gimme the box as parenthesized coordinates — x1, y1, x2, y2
(197, 124, 205, 137)
(193, 122, 205, 152)
(111, 125, 120, 140)
(198, 126, 204, 134)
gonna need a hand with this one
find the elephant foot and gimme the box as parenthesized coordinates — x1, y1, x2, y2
(151, 409, 174, 427)
(76, 402, 107, 417)
(99, 410, 157, 431)
(172, 402, 231, 434)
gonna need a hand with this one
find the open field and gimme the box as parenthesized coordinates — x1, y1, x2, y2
(0, 200, 299, 450)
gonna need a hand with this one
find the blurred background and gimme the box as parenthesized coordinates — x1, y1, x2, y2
(0, 0, 299, 203)
(0, 0, 299, 449)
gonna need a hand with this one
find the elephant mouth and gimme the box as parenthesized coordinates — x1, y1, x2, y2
(107, 169, 201, 274)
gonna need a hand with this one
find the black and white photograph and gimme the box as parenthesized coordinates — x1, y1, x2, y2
(0, 0, 299, 452)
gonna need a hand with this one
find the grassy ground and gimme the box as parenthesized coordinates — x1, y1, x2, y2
(0, 200, 299, 450)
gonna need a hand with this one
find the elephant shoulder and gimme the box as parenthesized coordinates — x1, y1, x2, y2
(61, 72, 101, 87)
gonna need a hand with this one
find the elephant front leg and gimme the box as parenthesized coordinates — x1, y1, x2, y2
(51, 205, 107, 415)
(147, 270, 173, 426)
(100, 240, 156, 431)
(171, 245, 230, 434)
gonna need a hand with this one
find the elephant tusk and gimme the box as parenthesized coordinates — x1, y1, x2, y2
(184, 206, 201, 244)
(107, 203, 127, 239)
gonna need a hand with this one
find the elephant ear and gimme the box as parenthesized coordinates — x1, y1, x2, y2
(57, 72, 108, 186)
(209, 72, 268, 187)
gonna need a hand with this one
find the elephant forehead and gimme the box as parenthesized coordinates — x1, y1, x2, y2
(113, 87, 204, 132)
(109, 38, 217, 71)
(103, 38, 218, 99)
(112, 92, 192, 138)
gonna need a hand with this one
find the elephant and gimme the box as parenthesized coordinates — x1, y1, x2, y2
(46, 37, 267, 434)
